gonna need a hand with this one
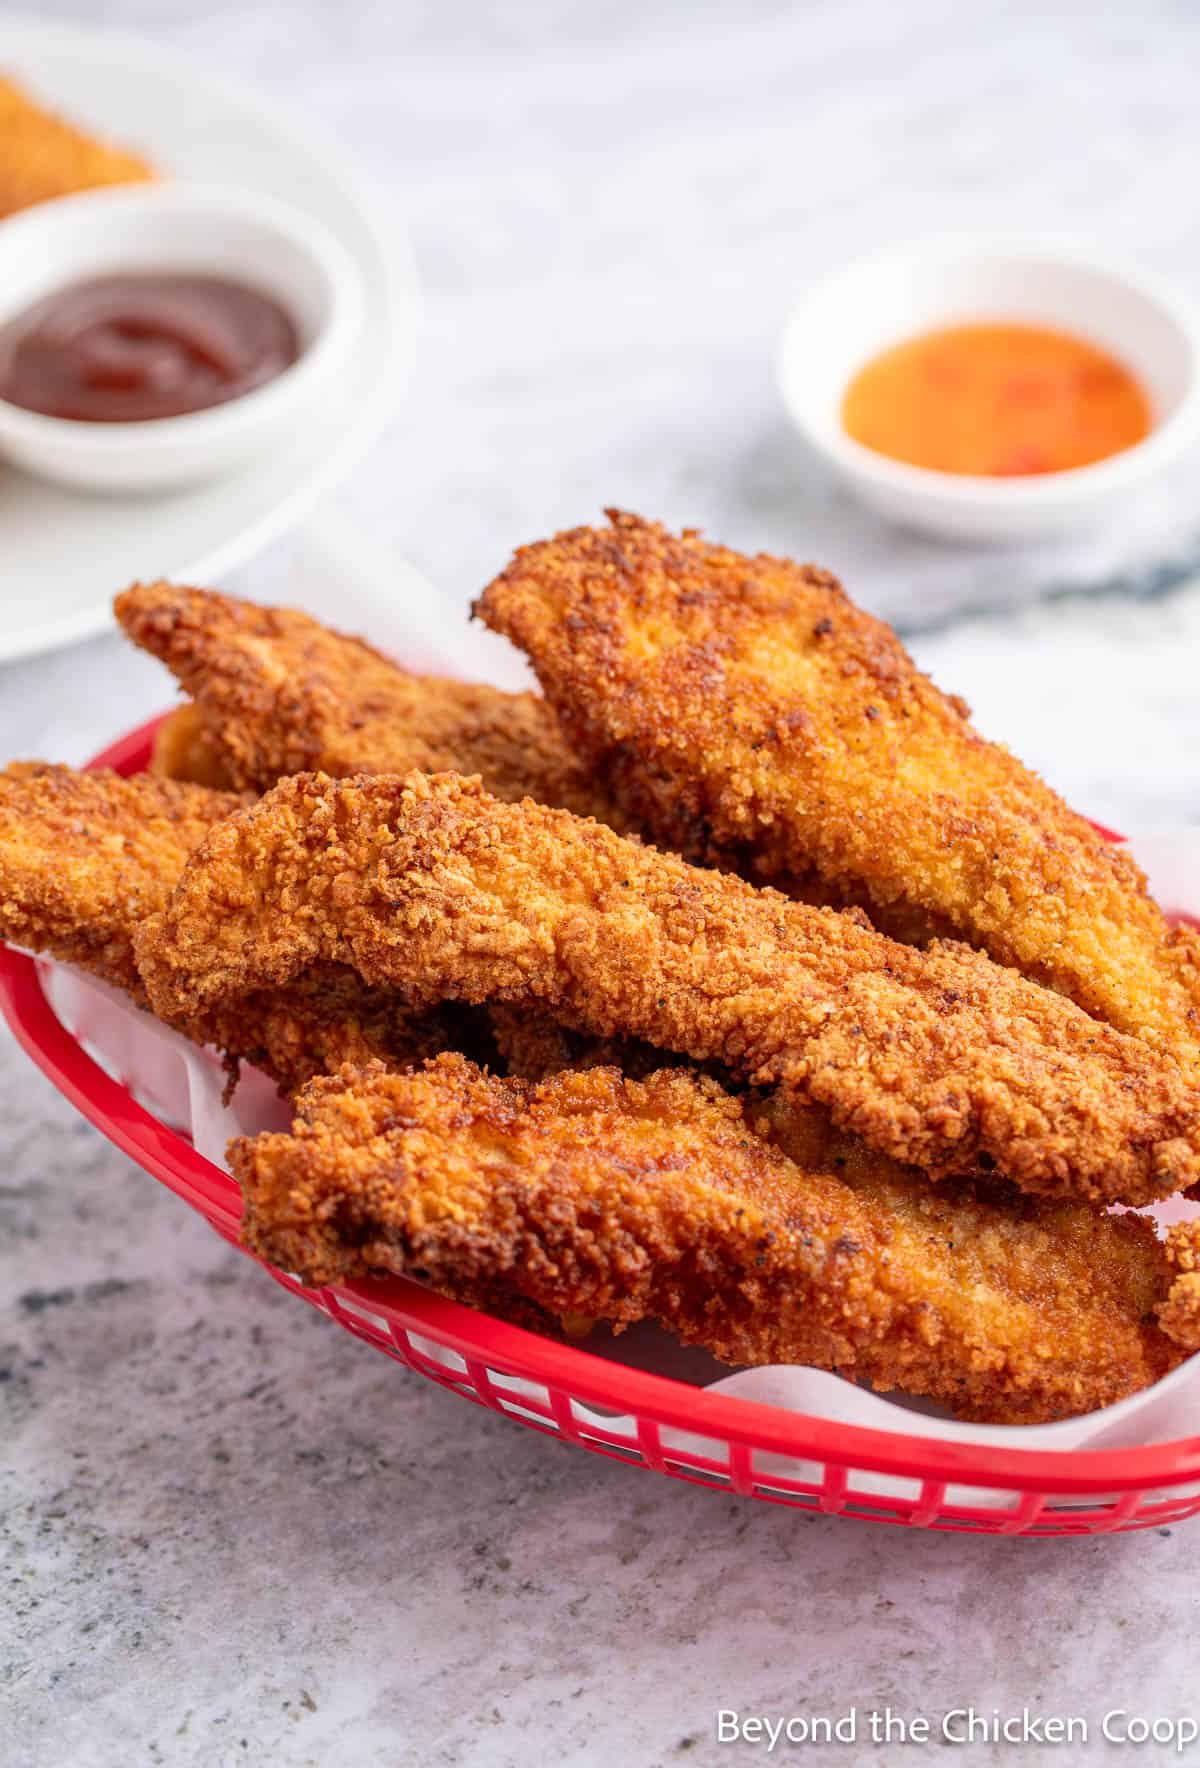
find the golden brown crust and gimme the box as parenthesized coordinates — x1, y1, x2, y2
(0, 76, 155, 217)
(1160, 1220, 1200, 1351)
(115, 580, 625, 823)
(476, 511, 1200, 1065)
(485, 1002, 678, 1082)
(0, 762, 243, 995)
(230, 1054, 1186, 1424)
(136, 770, 1200, 1205)
(0, 762, 468, 1094)
(204, 968, 490, 1098)
(149, 704, 236, 789)
(491, 1004, 1200, 1393)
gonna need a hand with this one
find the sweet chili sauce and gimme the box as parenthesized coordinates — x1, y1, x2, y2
(840, 322, 1151, 476)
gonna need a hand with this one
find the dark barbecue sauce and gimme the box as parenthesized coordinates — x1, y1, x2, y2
(0, 274, 300, 422)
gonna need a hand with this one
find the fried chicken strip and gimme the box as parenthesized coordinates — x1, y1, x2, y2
(230, 1054, 1189, 1424)
(752, 1087, 1200, 1356)
(0, 763, 470, 1094)
(0, 762, 243, 996)
(115, 581, 625, 824)
(136, 771, 1200, 1205)
(0, 76, 155, 217)
(476, 511, 1200, 1066)
(475, 1002, 1200, 1362)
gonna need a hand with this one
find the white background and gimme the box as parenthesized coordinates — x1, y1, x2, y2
(4, 3, 1200, 1764)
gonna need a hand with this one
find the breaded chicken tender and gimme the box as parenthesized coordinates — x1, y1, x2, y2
(230, 1054, 1189, 1424)
(0, 762, 242, 995)
(136, 771, 1200, 1205)
(115, 581, 625, 824)
(476, 511, 1200, 1066)
(0, 762, 471, 1094)
(488, 1002, 1200, 1361)
(751, 1089, 1200, 1357)
(0, 76, 154, 217)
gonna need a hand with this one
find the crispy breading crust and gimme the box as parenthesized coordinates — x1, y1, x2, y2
(476, 511, 1200, 1065)
(490, 1001, 1200, 1368)
(0, 76, 155, 217)
(485, 1001, 678, 1082)
(205, 969, 491, 1099)
(0, 762, 469, 1095)
(136, 770, 1200, 1205)
(750, 1086, 1200, 1355)
(1161, 1221, 1200, 1352)
(0, 762, 242, 995)
(115, 580, 626, 824)
(230, 1054, 1187, 1424)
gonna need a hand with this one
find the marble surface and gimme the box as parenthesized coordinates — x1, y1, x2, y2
(6, 3, 1200, 1764)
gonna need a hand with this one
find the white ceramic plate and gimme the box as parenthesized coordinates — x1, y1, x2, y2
(0, 15, 419, 664)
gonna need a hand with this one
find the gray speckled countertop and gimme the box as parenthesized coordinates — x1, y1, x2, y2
(6, 4, 1200, 1765)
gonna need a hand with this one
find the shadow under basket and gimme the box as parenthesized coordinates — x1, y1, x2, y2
(3, 712, 1200, 1539)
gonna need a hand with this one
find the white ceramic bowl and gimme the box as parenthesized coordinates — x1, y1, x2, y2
(778, 238, 1200, 542)
(0, 183, 362, 492)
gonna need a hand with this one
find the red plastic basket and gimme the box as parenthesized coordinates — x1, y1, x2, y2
(3, 714, 1200, 1538)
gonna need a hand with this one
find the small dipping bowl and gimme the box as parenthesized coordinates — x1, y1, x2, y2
(0, 183, 362, 493)
(778, 237, 1200, 542)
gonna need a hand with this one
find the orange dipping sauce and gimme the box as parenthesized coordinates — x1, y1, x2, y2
(841, 322, 1152, 477)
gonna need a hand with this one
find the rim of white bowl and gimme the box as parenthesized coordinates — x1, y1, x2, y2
(777, 235, 1200, 505)
(0, 181, 363, 450)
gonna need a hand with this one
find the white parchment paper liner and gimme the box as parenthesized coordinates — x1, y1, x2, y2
(30, 828, 1200, 1481)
